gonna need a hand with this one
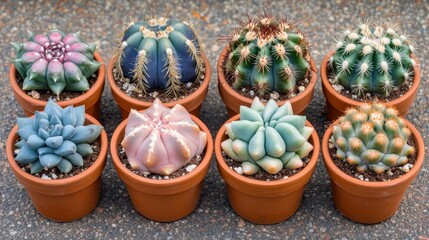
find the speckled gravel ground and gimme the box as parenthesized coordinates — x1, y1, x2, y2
(1, 0, 428, 239)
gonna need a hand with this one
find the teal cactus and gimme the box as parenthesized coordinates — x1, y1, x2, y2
(331, 103, 415, 173)
(114, 18, 204, 97)
(14, 99, 103, 174)
(221, 97, 314, 175)
(224, 14, 312, 96)
(329, 21, 418, 96)
(12, 30, 101, 96)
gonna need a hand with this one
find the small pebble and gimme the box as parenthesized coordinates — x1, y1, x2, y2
(41, 174, 51, 180)
(185, 164, 197, 172)
(233, 167, 243, 175)
(298, 86, 305, 93)
(270, 91, 279, 100)
(152, 91, 159, 98)
(332, 84, 344, 92)
(186, 82, 192, 88)
(249, 90, 255, 96)
(51, 173, 58, 179)
(30, 90, 40, 99)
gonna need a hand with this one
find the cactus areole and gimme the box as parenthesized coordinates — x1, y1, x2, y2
(115, 18, 204, 97)
(331, 103, 415, 174)
(329, 21, 418, 96)
(12, 30, 101, 96)
(121, 99, 207, 176)
(223, 14, 312, 97)
(221, 97, 314, 175)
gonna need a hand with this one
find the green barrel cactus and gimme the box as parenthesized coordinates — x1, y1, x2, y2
(331, 103, 415, 173)
(329, 21, 417, 96)
(12, 30, 101, 96)
(114, 18, 204, 96)
(224, 14, 312, 96)
(14, 99, 103, 174)
(221, 97, 314, 175)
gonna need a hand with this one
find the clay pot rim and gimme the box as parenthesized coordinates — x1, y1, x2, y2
(320, 50, 421, 107)
(110, 113, 214, 186)
(216, 44, 318, 105)
(322, 118, 425, 188)
(107, 52, 212, 108)
(214, 114, 320, 187)
(6, 113, 108, 186)
(9, 52, 106, 107)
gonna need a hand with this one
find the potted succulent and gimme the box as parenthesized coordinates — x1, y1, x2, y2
(110, 99, 213, 222)
(107, 18, 211, 119)
(9, 30, 106, 119)
(322, 103, 425, 224)
(6, 99, 108, 222)
(214, 97, 320, 224)
(321, 21, 421, 120)
(217, 13, 317, 117)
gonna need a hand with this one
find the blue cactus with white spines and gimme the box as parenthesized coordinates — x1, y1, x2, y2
(14, 99, 103, 174)
(115, 18, 204, 96)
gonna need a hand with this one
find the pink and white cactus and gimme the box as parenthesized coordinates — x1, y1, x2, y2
(121, 99, 207, 176)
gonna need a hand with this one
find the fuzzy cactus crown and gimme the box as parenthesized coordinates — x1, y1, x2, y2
(221, 97, 314, 175)
(121, 99, 207, 176)
(331, 102, 415, 173)
(14, 99, 103, 174)
(329, 20, 417, 96)
(12, 30, 101, 96)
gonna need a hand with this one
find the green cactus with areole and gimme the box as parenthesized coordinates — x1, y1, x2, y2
(221, 97, 314, 175)
(329, 21, 418, 96)
(224, 13, 312, 96)
(331, 102, 415, 174)
(12, 30, 101, 96)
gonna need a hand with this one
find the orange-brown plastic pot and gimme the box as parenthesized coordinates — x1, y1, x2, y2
(107, 54, 211, 120)
(6, 114, 108, 222)
(321, 51, 421, 121)
(322, 119, 425, 224)
(217, 45, 318, 117)
(110, 114, 214, 222)
(9, 52, 106, 120)
(214, 114, 320, 224)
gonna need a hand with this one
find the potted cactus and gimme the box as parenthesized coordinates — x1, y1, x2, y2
(9, 30, 106, 119)
(214, 98, 320, 224)
(217, 13, 317, 117)
(321, 21, 421, 120)
(107, 17, 211, 119)
(110, 99, 213, 222)
(322, 103, 425, 224)
(6, 100, 108, 222)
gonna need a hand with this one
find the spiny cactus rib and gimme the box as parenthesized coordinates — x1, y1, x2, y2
(224, 14, 311, 96)
(331, 103, 415, 174)
(329, 21, 417, 96)
(12, 30, 101, 96)
(221, 97, 314, 175)
(121, 99, 207, 176)
(14, 99, 103, 174)
(115, 18, 204, 97)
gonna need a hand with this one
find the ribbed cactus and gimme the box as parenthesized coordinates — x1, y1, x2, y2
(12, 30, 101, 96)
(14, 99, 103, 174)
(221, 97, 314, 175)
(114, 18, 204, 97)
(329, 21, 417, 96)
(224, 14, 311, 96)
(121, 99, 207, 176)
(331, 103, 415, 173)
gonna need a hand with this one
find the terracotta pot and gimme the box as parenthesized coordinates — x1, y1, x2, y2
(107, 54, 212, 120)
(321, 51, 421, 121)
(6, 114, 108, 222)
(214, 114, 320, 224)
(217, 45, 318, 117)
(322, 119, 425, 224)
(110, 114, 214, 222)
(9, 52, 106, 120)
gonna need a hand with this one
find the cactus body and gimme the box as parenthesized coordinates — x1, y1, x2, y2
(330, 22, 417, 96)
(12, 30, 101, 96)
(224, 15, 311, 96)
(331, 103, 415, 173)
(14, 99, 103, 174)
(221, 97, 314, 175)
(121, 99, 207, 176)
(115, 18, 204, 96)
